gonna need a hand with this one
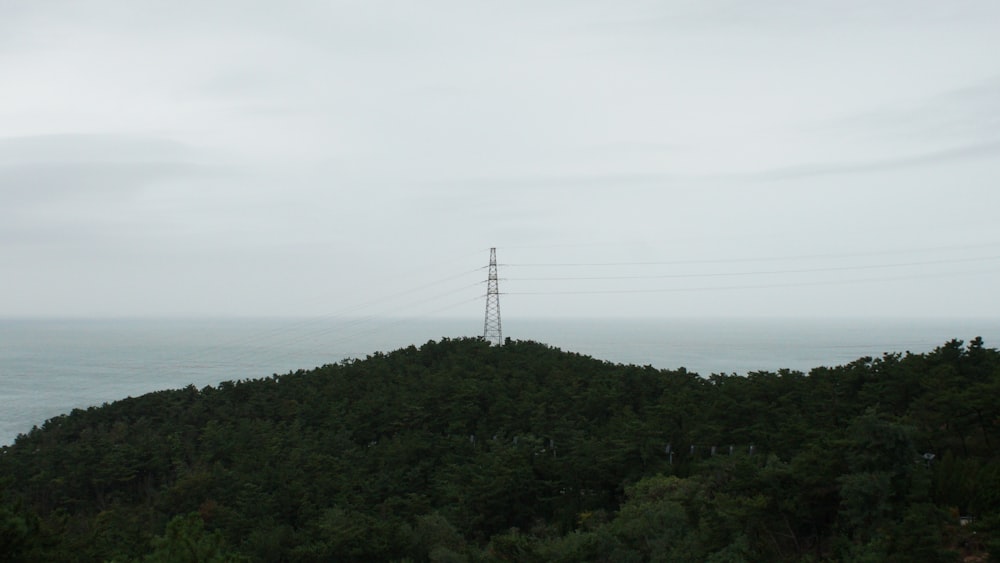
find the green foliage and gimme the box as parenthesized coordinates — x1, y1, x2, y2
(142, 512, 243, 563)
(1, 336, 998, 561)
(0, 502, 32, 561)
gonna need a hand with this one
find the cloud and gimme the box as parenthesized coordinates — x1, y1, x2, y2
(811, 74, 1000, 147)
(0, 134, 223, 246)
(0, 134, 217, 206)
(746, 139, 1000, 181)
(1, 1, 999, 318)
(1, 161, 201, 202)
(588, 0, 1000, 35)
(0, 133, 200, 164)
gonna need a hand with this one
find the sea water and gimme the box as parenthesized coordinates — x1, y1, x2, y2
(2, 317, 998, 446)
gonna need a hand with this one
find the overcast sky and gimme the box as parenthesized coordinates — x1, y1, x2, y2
(2, 0, 1000, 320)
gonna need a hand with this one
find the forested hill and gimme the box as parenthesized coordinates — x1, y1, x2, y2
(2, 337, 999, 562)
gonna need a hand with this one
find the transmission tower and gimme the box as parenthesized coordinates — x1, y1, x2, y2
(483, 247, 503, 346)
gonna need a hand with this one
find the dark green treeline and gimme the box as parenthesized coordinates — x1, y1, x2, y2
(2, 337, 999, 561)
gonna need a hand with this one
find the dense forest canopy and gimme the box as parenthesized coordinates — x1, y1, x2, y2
(2, 337, 999, 561)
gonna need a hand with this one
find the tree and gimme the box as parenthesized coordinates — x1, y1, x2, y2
(143, 513, 243, 563)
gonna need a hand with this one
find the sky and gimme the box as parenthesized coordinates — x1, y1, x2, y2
(2, 0, 1000, 320)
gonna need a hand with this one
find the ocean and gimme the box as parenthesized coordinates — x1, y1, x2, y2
(2, 317, 998, 446)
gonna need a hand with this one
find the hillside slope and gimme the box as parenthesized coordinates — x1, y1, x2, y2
(2, 337, 998, 561)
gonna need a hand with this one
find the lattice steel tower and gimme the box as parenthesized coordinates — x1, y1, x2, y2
(483, 247, 503, 346)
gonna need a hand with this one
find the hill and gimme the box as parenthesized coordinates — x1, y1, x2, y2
(2, 337, 999, 561)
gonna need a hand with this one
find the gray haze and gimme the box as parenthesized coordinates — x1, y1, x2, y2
(2, 0, 1000, 320)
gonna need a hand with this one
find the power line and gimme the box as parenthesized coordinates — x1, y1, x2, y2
(183, 266, 485, 368)
(504, 255, 1000, 281)
(504, 268, 1000, 295)
(503, 242, 1000, 268)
